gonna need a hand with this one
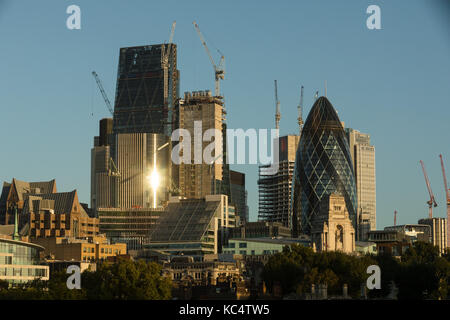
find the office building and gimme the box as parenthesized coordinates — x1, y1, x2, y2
(0, 219, 49, 286)
(98, 207, 164, 250)
(230, 170, 248, 223)
(113, 44, 179, 136)
(346, 128, 376, 241)
(418, 217, 447, 255)
(291, 97, 357, 237)
(145, 195, 235, 255)
(114, 133, 172, 209)
(258, 135, 300, 227)
(176, 91, 230, 199)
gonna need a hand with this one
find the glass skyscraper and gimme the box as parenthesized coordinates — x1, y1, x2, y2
(291, 97, 357, 237)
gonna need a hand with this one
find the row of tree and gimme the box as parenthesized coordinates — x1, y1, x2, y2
(0, 259, 172, 300)
(262, 242, 450, 299)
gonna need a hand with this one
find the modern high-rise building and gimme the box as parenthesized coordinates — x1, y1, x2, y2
(345, 128, 376, 241)
(230, 170, 249, 223)
(176, 91, 230, 199)
(258, 135, 300, 228)
(92, 44, 179, 213)
(115, 133, 171, 209)
(418, 217, 448, 255)
(291, 97, 357, 237)
(113, 44, 179, 136)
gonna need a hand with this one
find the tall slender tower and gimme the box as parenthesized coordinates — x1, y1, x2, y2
(345, 128, 376, 241)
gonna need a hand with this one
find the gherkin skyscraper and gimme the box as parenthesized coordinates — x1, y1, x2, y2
(291, 97, 357, 237)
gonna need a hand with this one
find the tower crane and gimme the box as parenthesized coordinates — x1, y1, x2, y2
(91, 71, 120, 178)
(92, 71, 113, 116)
(420, 160, 438, 218)
(439, 154, 450, 247)
(193, 21, 225, 97)
(274, 80, 281, 130)
(161, 21, 176, 68)
(298, 85, 304, 134)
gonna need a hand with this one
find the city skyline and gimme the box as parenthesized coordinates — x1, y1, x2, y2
(0, 1, 449, 229)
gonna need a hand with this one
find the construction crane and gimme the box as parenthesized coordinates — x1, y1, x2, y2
(394, 210, 397, 226)
(439, 154, 450, 247)
(274, 80, 281, 130)
(92, 71, 113, 116)
(193, 21, 225, 97)
(91, 71, 120, 178)
(298, 85, 304, 134)
(420, 160, 438, 218)
(161, 21, 176, 68)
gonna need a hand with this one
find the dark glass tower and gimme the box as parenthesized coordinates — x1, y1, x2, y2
(113, 44, 179, 136)
(291, 97, 357, 237)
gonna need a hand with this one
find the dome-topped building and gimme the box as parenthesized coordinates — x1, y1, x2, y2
(291, 96, 357, 237)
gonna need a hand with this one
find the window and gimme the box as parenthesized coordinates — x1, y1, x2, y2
(239, 242, 247, 248)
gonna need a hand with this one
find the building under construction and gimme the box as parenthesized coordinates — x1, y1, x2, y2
(176, 90, 231, 200)
(258, 135, 300, 228)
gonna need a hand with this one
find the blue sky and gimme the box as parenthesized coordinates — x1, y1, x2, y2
(0, 0, 449, 228)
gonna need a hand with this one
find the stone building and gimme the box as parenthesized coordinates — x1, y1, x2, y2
(310, 193, 355, 253)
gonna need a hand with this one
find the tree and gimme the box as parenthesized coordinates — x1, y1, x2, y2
(82, 259, 172, 300)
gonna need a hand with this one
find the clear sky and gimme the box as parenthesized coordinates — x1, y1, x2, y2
(0, 0, 449, 229)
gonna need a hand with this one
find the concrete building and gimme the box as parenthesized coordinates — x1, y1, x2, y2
(176, 91, 230, 200)
(145, 195, 236, 255)
(98, 207, 164, 250)
(31, 235, 126, 262)
(258, 135, 300, 227)
(310, 193, 355, 253)
(230, 170, 249, 223)
(346, 128, 376, 241)
(418, 217, 447, 255)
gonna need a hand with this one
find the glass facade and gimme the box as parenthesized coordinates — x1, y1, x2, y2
(291, 97, 357, 236)
(0, 239, 49, 286)
(113, 44, 179, 136)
